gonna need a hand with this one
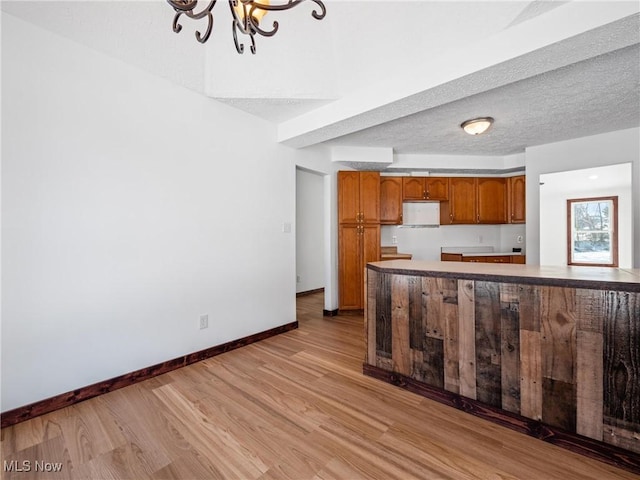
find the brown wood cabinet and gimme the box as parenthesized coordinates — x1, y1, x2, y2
(441, 253, 526, 264)
(338, 171, 381, 310)
(338, 224, 380, 310)
(402, 177, 448, 201)
(477, 177, 507, 224)
(440, 177, 476, 224)
(380, 177, 403, 225)
(440, 177, 507, 224)
(338, 171, 380, 224)
(508, 175, 526, 223)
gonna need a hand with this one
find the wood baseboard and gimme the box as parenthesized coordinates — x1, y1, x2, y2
(363, 363, 640, 475)
(0, 321, 298, 429)
(296, 288, 324, 297)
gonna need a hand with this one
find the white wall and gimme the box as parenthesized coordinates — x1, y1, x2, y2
(526, 128, 640, 267)
(296, 169, 324, 293)
(1, 14, 302, 411)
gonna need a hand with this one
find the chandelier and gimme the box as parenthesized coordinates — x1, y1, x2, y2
(167, 0, 327, 54)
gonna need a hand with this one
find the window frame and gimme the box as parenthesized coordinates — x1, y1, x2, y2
(567, 196, 618, 267)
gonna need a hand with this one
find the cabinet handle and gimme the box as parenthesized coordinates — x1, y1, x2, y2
(477, 214, 480, 223)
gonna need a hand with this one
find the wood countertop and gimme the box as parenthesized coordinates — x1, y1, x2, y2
(367, 259, 640, 292)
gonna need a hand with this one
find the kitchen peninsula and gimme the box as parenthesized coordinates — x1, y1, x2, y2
(364, 260, 640, 473)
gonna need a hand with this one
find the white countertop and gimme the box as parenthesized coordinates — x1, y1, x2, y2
(441, 246, 524, 256)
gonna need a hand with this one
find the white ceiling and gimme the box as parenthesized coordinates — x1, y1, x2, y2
(3, 0, 639, 157)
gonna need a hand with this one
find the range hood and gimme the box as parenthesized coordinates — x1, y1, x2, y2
(401, 202, 440, 228)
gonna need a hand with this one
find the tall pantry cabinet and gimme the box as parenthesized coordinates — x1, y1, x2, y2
(338, 171, 380, 310)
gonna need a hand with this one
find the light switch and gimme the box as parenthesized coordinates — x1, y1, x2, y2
(282, 222, 292, 233)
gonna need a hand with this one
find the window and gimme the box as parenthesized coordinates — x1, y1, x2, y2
(567, 196, 618, 267)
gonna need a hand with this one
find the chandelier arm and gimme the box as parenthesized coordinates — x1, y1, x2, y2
(167, 0, 217, 43)
(230, 1, 252, 35)
(252, 0, 326, 20)
(232, 20, 245, 53)
(250, 18, 279, 37)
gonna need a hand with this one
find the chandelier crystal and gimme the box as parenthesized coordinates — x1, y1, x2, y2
(167, 0, 327, 54)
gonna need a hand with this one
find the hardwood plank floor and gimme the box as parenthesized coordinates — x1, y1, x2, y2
(1, 293, 635, 479)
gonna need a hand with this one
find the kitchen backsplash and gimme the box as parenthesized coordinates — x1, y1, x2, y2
(381, 223, 526, 261)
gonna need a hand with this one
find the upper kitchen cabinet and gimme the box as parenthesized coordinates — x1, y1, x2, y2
(508, 175, 526, 223)
(380, 177, 403, 225)
(477, 177, 507, 224)
(338, 171, 380, 225)
(440, 177, 477, 224)
(402, 177, 449, 201)
(440, 177, 507, 224)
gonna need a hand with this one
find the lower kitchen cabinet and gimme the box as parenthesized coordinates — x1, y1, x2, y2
(441, 253, 526, 264)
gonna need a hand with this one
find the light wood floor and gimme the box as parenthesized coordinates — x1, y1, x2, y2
(1, 293, 635, 479)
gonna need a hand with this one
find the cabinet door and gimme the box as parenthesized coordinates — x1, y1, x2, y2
(477, 178, 507, 224)
(508, 175, 526, 223)
(338, 224, 380, 310)
(338, 225, 363, 310)
(425, 177, 449, 200)
(446, 177, 477, 224)
(338, 171, 360, 224)
(362, 225, 381, 267)
(402, 177, 426, 201)
(360, 171, 381, 224)
(380, 177, 403, 224)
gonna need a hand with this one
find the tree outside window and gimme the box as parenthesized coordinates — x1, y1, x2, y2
(567, 196, 618, 267)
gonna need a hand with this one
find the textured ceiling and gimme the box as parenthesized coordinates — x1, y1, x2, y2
(325, 44, 640, 155)
(3, 1, 639, 157)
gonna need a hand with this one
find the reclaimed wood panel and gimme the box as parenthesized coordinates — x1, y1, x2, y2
(577, 330, 604, 440)
(500, 283, 521, 414)
(604, 291, 640, 454)
(421, 337, 445, 389)
(540, 286, 577, 384)
(366, 269, 377, 365)
(408, 276, 423, 351)
(424, 277, 445, 339)
(375, 272, 392, 359)
(519, 285, 540, 332)
(391, 275, 411, 376)
(458, 280, 477, 399)
(442, 279, 460, 394)
(575, 288, 605, 440)
(475, 281, 502, 407)
(520, 329, 542, 420)
(540, 286, 577, 431)
(543, 378, 577, 432)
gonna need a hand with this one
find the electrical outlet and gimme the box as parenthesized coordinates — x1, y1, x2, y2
(296, 275, 301, 283)
(478, 235, 483, 244)
(199, 314, 209, 330)
(517, 235, 524, 244)
(392, 236, 398, 245)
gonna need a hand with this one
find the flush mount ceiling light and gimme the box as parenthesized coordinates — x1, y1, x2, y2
(167, 0, 327, 54)
(461, 117, 494, 135)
